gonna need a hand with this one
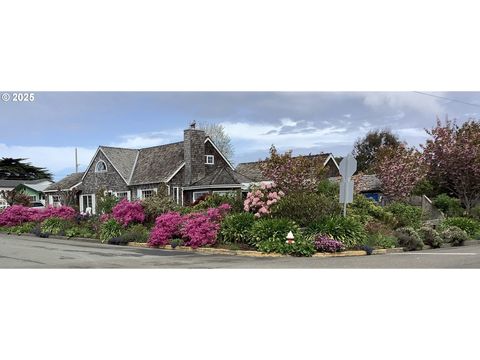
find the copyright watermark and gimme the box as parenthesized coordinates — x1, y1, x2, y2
(1, 92, 35, 102)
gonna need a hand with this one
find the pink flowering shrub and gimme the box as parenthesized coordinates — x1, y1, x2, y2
(148, 204, 232, 248)
(0, 205, 76, 227)
(148, 212, 184, 247)
(112, 199, 145, 227)
(243, 182, 285, 218)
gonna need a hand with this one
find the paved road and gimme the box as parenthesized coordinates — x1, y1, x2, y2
(1, 234, 480, 268)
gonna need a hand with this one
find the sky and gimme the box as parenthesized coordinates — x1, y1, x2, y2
(1, 91, 479, 181)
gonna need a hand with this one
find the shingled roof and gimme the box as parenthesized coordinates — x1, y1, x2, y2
(236, 153, 334, 182)
(329, 174, 382, 193)
(129, 142, 185, 185)
(100, 146, 138, 182)
(190, 167, 253, 187)
(0, 178, 51, 188)
(44, 173, 84, 192)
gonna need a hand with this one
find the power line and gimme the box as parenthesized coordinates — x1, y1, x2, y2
(413, 91, 480, 108)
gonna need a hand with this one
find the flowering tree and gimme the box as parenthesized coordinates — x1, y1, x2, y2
(374, 144, 426, 201)
(422, 118, 480, 212)
(243, 182, 285, 218)
(112, 199, 145, 227)
(261, 145, 325, 193)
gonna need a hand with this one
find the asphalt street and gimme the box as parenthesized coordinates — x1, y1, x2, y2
(1, 234, 480, 268)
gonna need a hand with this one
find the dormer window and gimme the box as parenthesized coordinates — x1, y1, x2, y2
(205, 155, 214, 165)
(95, 160, 107, 173)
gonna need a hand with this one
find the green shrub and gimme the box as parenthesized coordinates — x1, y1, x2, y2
(190, 193, 244, 213)
(271, 191, 341, 227)
(6, 222, 36, 235)
(418, 226, 443, 249)
(441, 226, 469, 246)
(433, 194, 463, 217)
(220, 213, 255, 244)
(363, 233, 398, 249)
(256, 234, 316, 257)
(394, 227, 424, 251)
(99, 219, 124, 242)
(249, 218, 301, 246)
(470, 205, 480, 221)
(142, 194, 181, 222)
(440, 217, 480, 237)
(307, 216, 367, 249)
(120, 224, 149, 243)
(386, 202, 422, 229)
(349, 195, 395, 225)
(41, 217, 74, 236)
(96, 192, 119, 214)
(65, 226, 95, 239)
(316, 179, 340, 198)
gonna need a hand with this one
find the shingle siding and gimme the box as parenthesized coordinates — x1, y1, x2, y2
(184, 129, 206, 185)
(204, 140, 230, 175)
(82, 151, 129, 194)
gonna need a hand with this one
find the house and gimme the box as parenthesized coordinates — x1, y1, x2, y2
(46, 123, 253, 213)
(329, 174, 383, 203)
(43, 172, 84, 207)
(0, 179, 53, 205)
(236, 153, 340, 182)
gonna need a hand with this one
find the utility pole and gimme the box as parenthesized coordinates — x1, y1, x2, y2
(75, 148, 79, 173)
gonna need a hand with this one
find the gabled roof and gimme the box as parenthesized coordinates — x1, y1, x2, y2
(190, 167, 253, 187)
(236, 153, 336, 182)
(17, 180, 53, 193)
(129, 142, 185, 185)
(44, 173, 83, 192)
(100, 146, 138, 183)
(329, 174, 382, 193)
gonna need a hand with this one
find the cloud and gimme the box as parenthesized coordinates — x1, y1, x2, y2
(112, 131, 181, 148)
(0, 143, 96, 180)
(362, 92, 446, 115)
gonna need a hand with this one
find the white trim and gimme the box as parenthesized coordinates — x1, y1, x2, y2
(173, 186, 180, 204)
(81, 147, 130, 185)
(205, 155, 214, 165)
(204, 138, 234, 170)
(114, 190, 131, 201)
(127, 150, 140, 184)
(324, 153, 339, 170)
(165, 163, 185, 183)
(95, 160, 108, 173)
(193, 191, 210, 202)
(183, 184, 242, 191)
(181, 187, 184, 206)
(80, 194, 96, 214)
(137, 188, 157, 199)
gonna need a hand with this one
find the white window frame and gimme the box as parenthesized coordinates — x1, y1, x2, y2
(114, 191, 131, 201)
(193, 191, 210, 202)
(137, 188, 157, 199)
(51, 195, 62, 207)
(205, 155, 214, 165)
(95, 160, 107, 173)
(28, 195, 37, 202)
(80, 194, 96, 214)
(173, 187, 180, 204)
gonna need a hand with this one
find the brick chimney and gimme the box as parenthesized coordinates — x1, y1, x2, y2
(184, 121, 206, 185)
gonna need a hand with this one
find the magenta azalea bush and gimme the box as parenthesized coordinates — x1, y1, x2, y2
(314, 235, 345, 253)
(149, 211, 184, 246)
(148, 204, 232, 248)
(99, 213, 112, 223)
(0, 205, 76, 227)
(243, 182, 285, 218)
(112, 199, 145, 227)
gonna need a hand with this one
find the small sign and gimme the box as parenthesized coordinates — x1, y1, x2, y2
(339, 179, 354, 204)
(339, 154, 357, 179)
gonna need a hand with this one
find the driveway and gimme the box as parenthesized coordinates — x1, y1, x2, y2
(1, 234, 480, 268)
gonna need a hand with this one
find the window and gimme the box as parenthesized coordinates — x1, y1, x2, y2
(193, 191, 209, 202)
(115, 191, 129, 200)
(140, 189, 156, 199)
(28, 195, 37, 202)
(95, 160, 107, 173)
(213, 190, 236, 197)
(52, 195, 61, 206)
(205, 155, 214, 165)
(82, 195, 93, 210)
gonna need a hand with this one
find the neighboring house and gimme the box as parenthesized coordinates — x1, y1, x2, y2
(44, 172, 84, 207)
(236, 153, 340, 182)
(0, 179, 53, 205)
(47, 123, 253, 213)
(330, 174, 383, 203)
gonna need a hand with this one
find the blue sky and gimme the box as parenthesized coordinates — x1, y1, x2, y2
(1, 91, 479, 181)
